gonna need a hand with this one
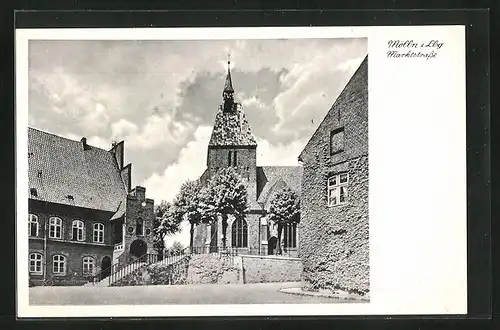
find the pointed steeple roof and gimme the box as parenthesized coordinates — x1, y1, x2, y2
(223, 59, 234, 93)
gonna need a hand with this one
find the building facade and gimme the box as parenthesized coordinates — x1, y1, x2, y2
(28, 128, 155, 286)
(193, 61, 302, 256)
(298, 56, 369, 295)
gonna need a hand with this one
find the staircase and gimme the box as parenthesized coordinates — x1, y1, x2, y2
(85, 248, 191, 287)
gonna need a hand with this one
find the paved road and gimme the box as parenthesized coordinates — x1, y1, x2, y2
(29, 282, 360, 305)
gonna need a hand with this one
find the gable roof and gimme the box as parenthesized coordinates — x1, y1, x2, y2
(256, 166, 303, 207)
(28, 127, 127, 212)
(208, 107, 258, 147)
(299, 55, 368, 161)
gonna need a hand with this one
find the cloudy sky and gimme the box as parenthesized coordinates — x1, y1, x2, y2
(28, 38, 367, 246)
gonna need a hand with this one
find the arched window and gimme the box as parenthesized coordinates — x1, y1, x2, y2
(72, 220, 84, 241)
(82, 256, 95, 275)
(52, 255, 66, 274)
(28, 214, 39, 237)
(48, 217, 62, 239)
(231, 217, 248, 248)
(93, 223, 104, 243)
(136, 218, 143, 236)
(29, 253, 43, 274)
(283, 223, 297, 248)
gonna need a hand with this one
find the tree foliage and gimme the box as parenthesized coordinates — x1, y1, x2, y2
(199, 167, 248, 248)
(267, 187, 300, 254)
(173, 179, 204, 248)
(153, 200, 182, 255)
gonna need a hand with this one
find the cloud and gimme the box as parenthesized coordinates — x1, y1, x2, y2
(141, 125, 212, 203)
(256, 138, 307, 166)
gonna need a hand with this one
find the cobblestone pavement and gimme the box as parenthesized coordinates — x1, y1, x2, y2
(29, 282, 362, 305)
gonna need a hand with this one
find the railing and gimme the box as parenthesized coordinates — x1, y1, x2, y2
(189, 246, 298, 257)
(90, 247, 193, 286)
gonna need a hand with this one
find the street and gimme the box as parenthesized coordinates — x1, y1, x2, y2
(29, 282, 360, 305)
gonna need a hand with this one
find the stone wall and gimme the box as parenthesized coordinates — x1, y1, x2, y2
(241, 255, 303, 283)
(186, 254, 241, 284)
(111, 257, 190, 286)
(298, 56, 369, 295)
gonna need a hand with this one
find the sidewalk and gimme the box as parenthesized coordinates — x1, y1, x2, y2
(29, 282, 361, 305)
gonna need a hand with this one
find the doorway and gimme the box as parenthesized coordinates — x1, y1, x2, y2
(268, 236, 277, 255)
(130, 239, 147, 258)
(101, 256, 111, 279)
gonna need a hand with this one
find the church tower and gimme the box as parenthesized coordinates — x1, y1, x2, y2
(206, 59, 258, 204)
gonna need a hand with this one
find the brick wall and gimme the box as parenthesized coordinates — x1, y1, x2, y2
(118, 188, 155, 266)
(299, 57, 369, 295)
(28, 200, 115, 286)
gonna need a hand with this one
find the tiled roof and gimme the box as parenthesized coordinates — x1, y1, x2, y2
(208, 107, 257, 147)
(256, 166, 303, 208)
(28, 128, 127, 212)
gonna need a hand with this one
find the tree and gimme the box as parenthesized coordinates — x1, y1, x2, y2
(173, 179, 204, 249)
(166, 241, 184, 255)
(199, 167, 248, 249)
(267, 187, 300, 255)
(153, 201, 182, 258)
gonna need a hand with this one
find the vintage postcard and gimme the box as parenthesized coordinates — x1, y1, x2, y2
(16, 26, 466, 317)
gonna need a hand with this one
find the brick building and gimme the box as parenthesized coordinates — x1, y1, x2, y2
(298, 56, 369, 295)
(193, 61, 302, 256)
(28, 128, 155, 286)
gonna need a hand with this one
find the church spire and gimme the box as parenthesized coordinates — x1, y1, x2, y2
(223, 55, 234, 94)
(222, 54, 235, 112)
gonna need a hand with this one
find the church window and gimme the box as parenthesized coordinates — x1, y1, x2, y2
(48, 217, 62, 239)
(136, 218, 144, 236)
(72, 220, 84, 241)
(330, 127, 345, 155)
(228, 151, 238, 167)
(29, 253, 43, 274)
(29, 214, 39, 237)
(283, 222, 297, 248)
(93, 223, 104, 243)
(52, 255, 66, 275)
(231, 217, 248, 248)
(327, 173, 349, 206)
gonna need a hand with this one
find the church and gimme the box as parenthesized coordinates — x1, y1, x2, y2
(193, 61, 303, 256)
(28, 129, 156, 286)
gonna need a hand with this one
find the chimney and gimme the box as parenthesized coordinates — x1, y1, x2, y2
(81, 137, 90, 150)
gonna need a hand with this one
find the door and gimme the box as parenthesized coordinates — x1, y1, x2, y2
(268, 236, 277, 255)
(209, 222, 218, 253)
(101, 256, 111, 279)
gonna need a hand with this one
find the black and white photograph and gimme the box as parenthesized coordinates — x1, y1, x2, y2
(26, 36, 369, 305)
(16, 26, 468, 317)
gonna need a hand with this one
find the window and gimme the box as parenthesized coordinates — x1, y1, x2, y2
(48, 217, 62, 239)
(327, 173, 349, 206)
(29, 253, 43, 274)
(283, 223, 297, 248)
(136, 218, 144, 236)
(228, 150, 238, 167)
(330, 127, 345, 155)
(93, 223, 104, 243)
(82, 256, 95, 275)
(72, 220, 84, 241)
(231, 218, 248, 248)
(28, 214, 39, 237)
(52, 255, 66, 274)
(30, 188, 38, 197)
